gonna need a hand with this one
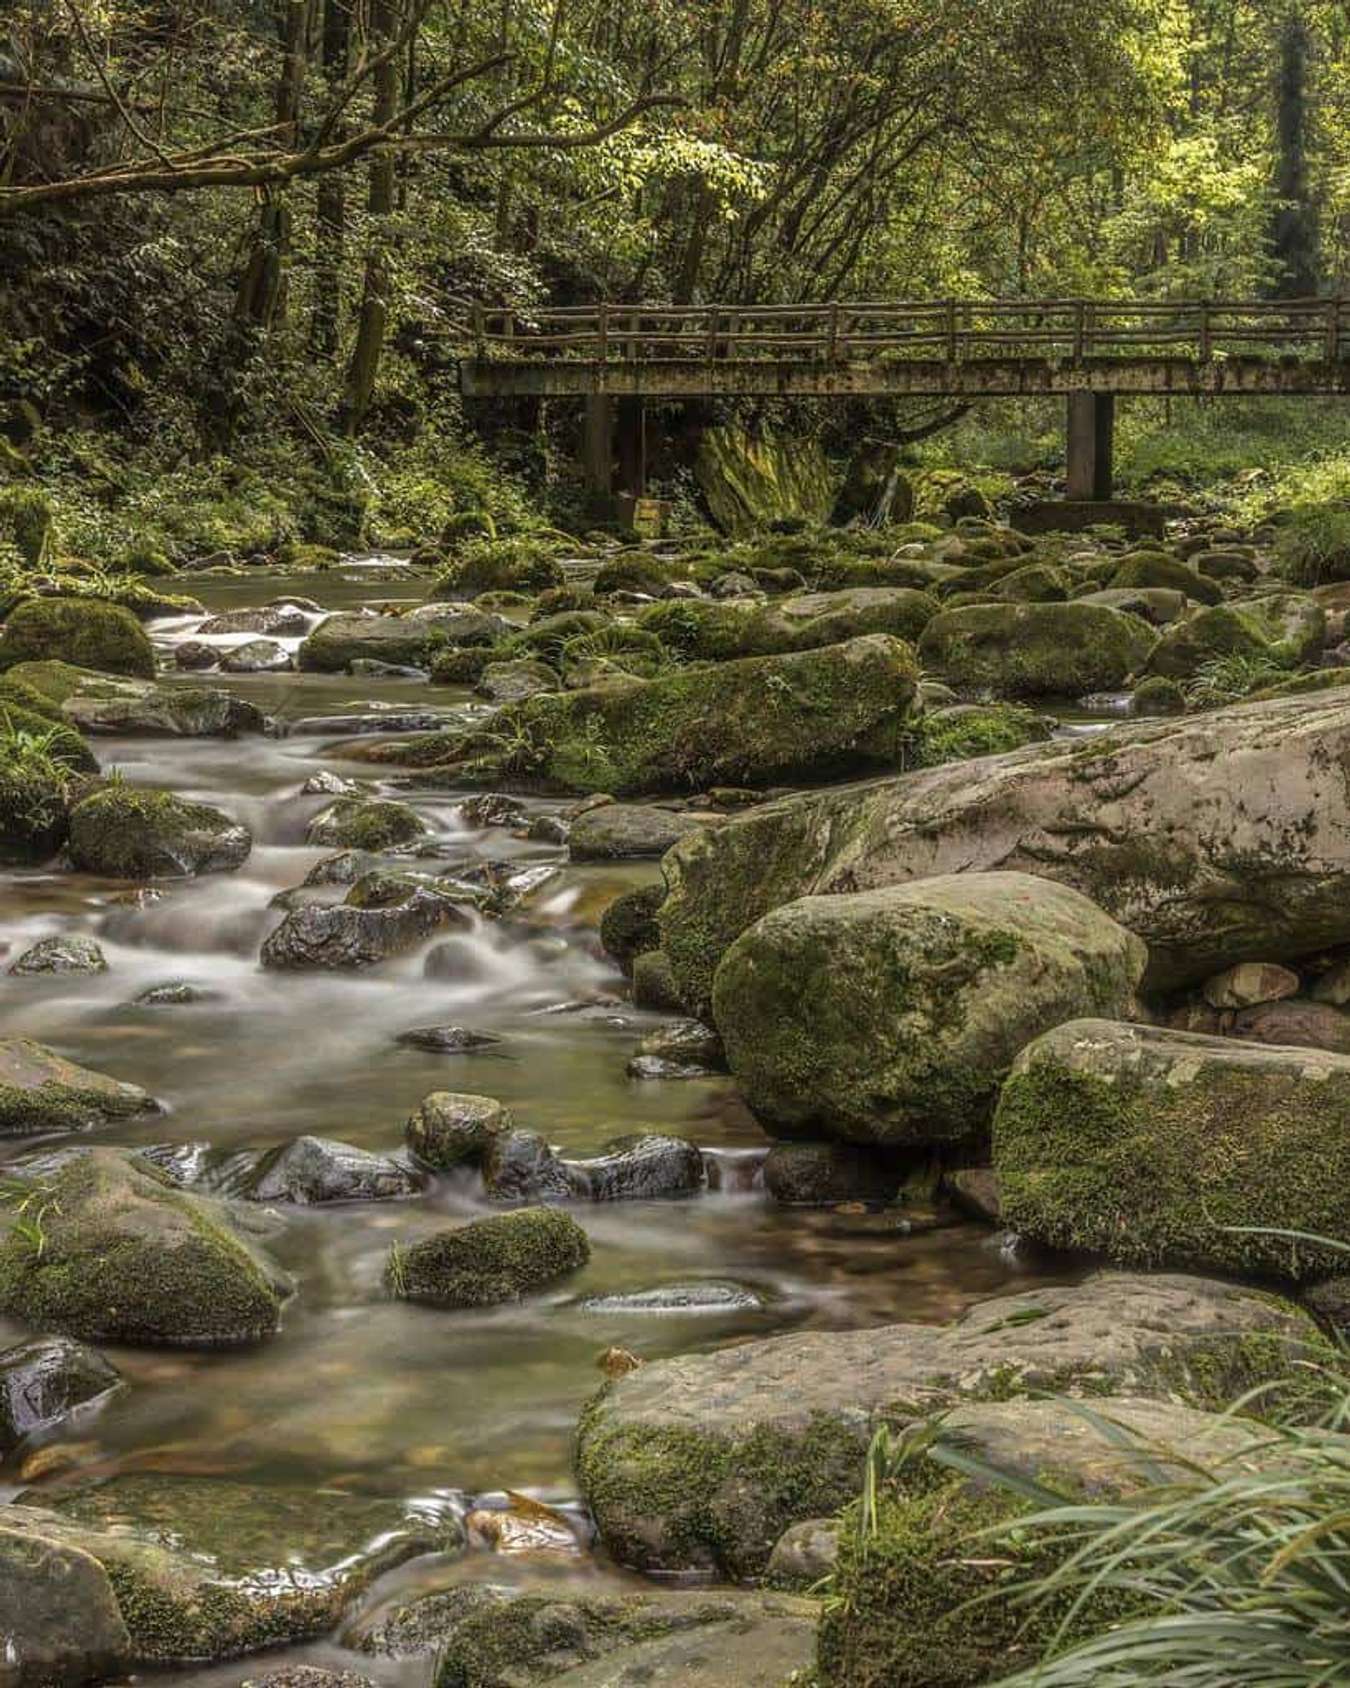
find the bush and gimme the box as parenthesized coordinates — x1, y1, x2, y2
(1274, 503, 1350, 586)
(0, 486, 56, 567)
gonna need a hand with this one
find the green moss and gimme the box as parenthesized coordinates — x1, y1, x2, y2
(390, 1206, 590, 1307)
(66, 785, 241, 878)
(0, 596, 155, 678)
(994, 1056, 1350, 1282)
(275, 539, 340, 570)
(1110, 552, 1222, 604)
(1129, 674, 1187, 716)
(0, 486, 56, 567)
(917, 601, 1157, 698)
(910, 703, 1050, 765)
(309, 796, 425, 851)
(817, 1480, 1130, 1688)
(429, 644, 495, 684)
(599, 883, 665, 974)
(432, 537, 563, 598)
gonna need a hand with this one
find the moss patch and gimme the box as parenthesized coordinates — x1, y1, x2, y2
(0, 596, 155, 678)
(390, 1206, 590, 1307)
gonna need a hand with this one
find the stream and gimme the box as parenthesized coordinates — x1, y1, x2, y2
(0, 559, 1083, 1684)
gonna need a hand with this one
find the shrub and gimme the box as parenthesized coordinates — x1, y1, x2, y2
(1275, 503, 1350, 586)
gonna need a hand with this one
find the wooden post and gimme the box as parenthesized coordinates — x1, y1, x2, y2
(470, 303, 485, 356)
(945, 299, 958, 362)
(1327, 297, 1342, 363)
(705, 306, 719, 361)
(826, 301, 840, 361)
(597, 303, 609, 362)
(583, 393, 613, 498)
(1065, 392, 1115, 500)
(1072, 300, 1086, 364)
(1198, 301, 1212, 361)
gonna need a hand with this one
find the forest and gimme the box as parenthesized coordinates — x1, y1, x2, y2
(3, 5, 1350, 1688)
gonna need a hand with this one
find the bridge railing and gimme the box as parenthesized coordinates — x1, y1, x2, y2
(466, 297, 1346, 363)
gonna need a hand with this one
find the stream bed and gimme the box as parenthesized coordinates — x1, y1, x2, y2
(0, 561, 1082, 1684)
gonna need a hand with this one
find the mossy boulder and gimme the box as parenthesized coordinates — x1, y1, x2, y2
(0, 1037, 159, 1137)
(638, 587, 938, 663)
(431, 538, 564, 599)
(1129, 674, 1186, 716)
(68, 786, 251, 878)
(0, 1508, 131, 1687)
(297, 613, 436, 673)
(1110, 552, 1223, 604)
(908, 702, 1051, 765)
(990, 562, 1069, 602)
(375, 634, 921, 797)
(995, 1018, 1350, 1281)
(5, 660, 264, 737)
(390, 1206, 590, 1307)
(0, 596, 155, 678)
(405, 1092, 512, 1170)
(918, 601, 1156, 697)
(657, 692, 1350, 1017)
(592, 552, 695, 597)
(575, 1272, 1312, 1577)
(712, 873, 1145, 1146)
(1143, 593, 1325, 681)
(305, 796, 426, 851)
(599, 883, 664, 974)
(693, 427, 835, 535)
(817, 1396, 1269, 1688)
(0, 1149, 292, 1345)
(0, 706, 97, 864)
(0, 485, 56, 567)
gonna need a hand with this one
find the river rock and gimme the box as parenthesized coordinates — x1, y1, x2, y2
(220, 637, 292, 674)
(1143, 593, 1325, 681)
(1227, 997, 1350, 1052)
(568, 1134, 705, 1200)
(575, 1271, 1312, 1577)
(298, 612, 440, 673)
(302, 848, 381, 886)
(568, 804, 710, 861)
(475, 658, 557, 703)
(482, 1129, 580, 1202)
(659, 692, 1350, 1016)
(626, 1017, 725, 1080)
(262, 872, 472, 969)
(638, 587, 939, 661)
(305, 796, 426, 850)
(459, 793, 528, 829)
(582, 1281, 763, 1315)
(916, 601, 1156, 697)
(405, 1091, 513, 1169)
(4, 661, 266, 736)
(369, 634, 921, 797)
(713, 873, 1144, 1145)
(994, 1018, 1350, 1280)
(390, 1206, 590, 1307)
(599, 883, 664, 975)
(0, 1509, 131, 1686)
(0, 1335, 123, 1456)
(946, 1165, 1003, 1221)
(0, 596, 155, 678)
(1078, 586, 1189, 626)
(0, 1037, 159, 1136)
(233, 1135, 424, 1204)
(1109, 552, 1222, 603)
(767, 1518, 839, 1586)
(396, 1024, 503, 1053)
(762, 1142, 904, 1205)
(68, 787, 252, 878)
(8, 933, 107, 975)
(197, 605, 307, 636)
(132, 980, 219, 1006)
(1202, 960, 1301, 1007)
(16, 1474, 452, 1665)
(0, 1148, 293, 1345)
(631, 949, 684, 1011)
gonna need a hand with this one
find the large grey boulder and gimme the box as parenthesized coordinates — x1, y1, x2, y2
(917, 601, 1156, 697)
(994, 1018, 1350, 1281)
(261, 871, 472, 969)
(568, 803, 711, 861)
(712, 872, 1145, 1145)
(5, 660, 265, 736)
(659, 693, 1350, 1015)
(575, 1271, 1313, 1578)
(0, 1148, 292, 1346)
(67, 787, 252, 878)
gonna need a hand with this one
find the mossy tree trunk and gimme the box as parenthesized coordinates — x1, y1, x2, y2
(310, 0, 350, 359)
(340, 0, 398, 435)
(1270, 9, 1320, 299)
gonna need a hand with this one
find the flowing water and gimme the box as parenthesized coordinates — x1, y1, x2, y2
(0, 561, 1083, 1683)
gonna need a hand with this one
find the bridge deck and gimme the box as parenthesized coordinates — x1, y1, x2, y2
(459, 296, 1350, 399)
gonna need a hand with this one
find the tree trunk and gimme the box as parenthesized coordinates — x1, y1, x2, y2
(1271, 11, 1320, 298)
(341, 0, 398, 435)
(310, 0, 350, 358)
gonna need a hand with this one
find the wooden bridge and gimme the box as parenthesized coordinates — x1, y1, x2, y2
(459, 296, 1350, 502)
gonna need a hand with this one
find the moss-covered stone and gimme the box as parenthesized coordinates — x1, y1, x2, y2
(0, 596, 155, 678)
(297, 612, 438, 673)
(599, 882, 665, 974)
(990, 561, 1069, 602)
(918, 601, 1156, 697)
(390, 1205, 590, 1307)
(1144, 593, 1325, 681)
(909, 702, 1052, 765)
(1129, 674, 1186, 716)
(1110, 552, 1223, 604)
(305, 796, 426, 851)
(431, 537, 564, 598)
(0, 1509, 131, 1685)
(994, 1017, 1350, 1281)
(694, 427, 835, 535)
(372, 634, 921, 797)
(5, 660, 264, 737)
(404, 1092, 513, 1169)
(0, 1149, 291, 1345)
(0, 1037, 159, 1137)
(638, 587, 939, 663)
(712, 874, 1145, 1145)
(0, 485, 57, 567)
(68, 785, 251, 878)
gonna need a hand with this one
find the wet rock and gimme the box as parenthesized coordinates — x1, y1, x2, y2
(767, 1518, 838, 1587)
(262, 872, 472, 969)
(575, 1272, 1313, 1577)
(9, 933, 107, 975)
(631, 949, 684, 1012)
(582, 1281, 762, 1314)
(300, 770, 361, 797)
(482, 1129, 580, 1202)
(527, 813, 570, 845)
(390, 1206, 591, 1307)
(135, 1140, 214, 1185)
(475, 658, 557, 703)
(173, 639, 218, 670)
(460, 793, 528, 828)
(241, 1670, 377, 1688)
(454, 858, 559, 913)
(0, 1037, 159, 1136)
(6, 660, 265, 736)
(344, 1583, 508, 1657)
(0, 1510, 131, 1686)
(995, 1018, 1350, 1280)
(233, 1135, 425, 1204)
(1129, 674, 1186, 716)
(405, 1091, 512, 1169)
(466, 1492, 584, 1556)
(0, 1148, 292, 1345)
(0, 596, 155, 678)
(305, 796, 426, 850)
(1202, 960, 1300, 1009)
(32, 1474, 451, 1664)
(197, 606, 307, 637)
(289, 708, 458, 735)
(396, 1024, 503, 1054)
(302, 848, 381, 886)
(1228, 998, 1350, 1053)
(422, 935, 500, 983)
(659, 692, 1350, 1016)
(298, 612, 443, 673)
(946, 1166, 1003, 1222)
(220, 638, 292, 674)
(0, 1336, 123, 1457)
(626, 1018, 725, 1080)
(762, 1142, 902, 1206)
(132, 980, 219, 1006)
(917, 601, 1156, 698)
(715, 872, 1144, 1146)
(568, 804, 710, 862)
(569, 1134, 705, 1200)
(68, 787, 252, 878)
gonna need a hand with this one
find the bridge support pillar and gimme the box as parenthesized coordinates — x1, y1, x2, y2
(583, 394, 613, 496)
(1065, 392, 1115, 500)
